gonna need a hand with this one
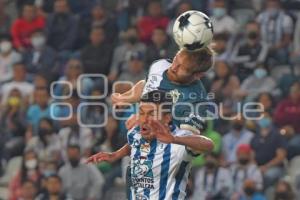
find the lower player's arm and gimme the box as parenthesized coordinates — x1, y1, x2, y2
(113, 143, 131, 161)
(173, 135, 214, 154)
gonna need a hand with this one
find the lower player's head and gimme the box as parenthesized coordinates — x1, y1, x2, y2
(138, 90, 173, 140)
(168, 47, 213, 84)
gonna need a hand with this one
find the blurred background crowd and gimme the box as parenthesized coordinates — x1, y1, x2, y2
(0, 0, 299, 199)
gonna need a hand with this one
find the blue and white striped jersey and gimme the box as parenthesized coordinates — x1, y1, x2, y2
(142, 59, 208, 125)
(127, 125, 195, 200)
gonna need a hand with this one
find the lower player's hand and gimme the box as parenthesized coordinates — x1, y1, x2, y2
(126, 114, 138, 130)
(85, 152, 116, 164)
(149, 120, 175, 144)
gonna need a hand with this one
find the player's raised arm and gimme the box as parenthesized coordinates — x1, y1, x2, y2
(149, 120, 214, 154)
(111, 80, 145, 105)
(86, 143, 131, 164)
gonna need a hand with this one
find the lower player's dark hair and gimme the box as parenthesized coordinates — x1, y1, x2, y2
(140, 90, 173, 113)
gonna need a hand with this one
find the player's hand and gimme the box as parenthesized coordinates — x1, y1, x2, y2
(126, 114, 138, 130)
(149, 120, 175, 144)
(85, 152, 117, 164)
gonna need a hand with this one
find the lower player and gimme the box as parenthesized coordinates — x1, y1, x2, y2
(87, 90, 213, 199)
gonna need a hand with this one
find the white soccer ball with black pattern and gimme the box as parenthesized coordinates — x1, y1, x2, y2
(173, 10, 213, 51)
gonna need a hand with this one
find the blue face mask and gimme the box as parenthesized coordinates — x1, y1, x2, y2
(268, 8, 279, 18)
(213, 8, 226, 18)
(254, 68, 267, 79)
(258, 117, 272, 129)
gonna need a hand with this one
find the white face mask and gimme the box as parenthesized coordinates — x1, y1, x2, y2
(25, 159, 38, 170)
(31, 36, 46, 48)
(0, 41, 12, 53)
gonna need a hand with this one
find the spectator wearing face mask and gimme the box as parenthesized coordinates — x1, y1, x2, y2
(230, 144, 263, 194)
(9, 150, 40, 200)
(210, 0, 237, 35)
(108, 26, 146, 81)
(256, 0, 293, 64)
(191, 152, 233, 200)
(232, 179, 266, 200)
(58, 145, 104, 200)
(36, 174, 73, 200)
(0, 34, 22, 84)
(231, 21, 269, 82)
(234, 66, 276, 102)
(273, 180, 295, 200)
(10, 3, 45, 51)
(222, 117, 254, 165)
(250, 114, 288, 189)
(22, 30, 57, 79)
(26, 118, 61, 162)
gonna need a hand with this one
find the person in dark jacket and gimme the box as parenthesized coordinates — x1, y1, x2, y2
(80, 26, 112, 75)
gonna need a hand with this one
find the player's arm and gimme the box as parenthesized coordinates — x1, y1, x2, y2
(111, 80, 145, 105)
(149, 120, 214, 154)
(86, 143, 131, 164)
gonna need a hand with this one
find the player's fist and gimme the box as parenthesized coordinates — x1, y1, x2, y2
(180, 114, 206, 134)
(86, 152, 117, 164)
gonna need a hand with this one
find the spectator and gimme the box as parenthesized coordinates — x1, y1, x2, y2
(0, 88, 27, 161)
(0, 1, 12, 35)
(273, 180, 295, 200)
(26, 88, 51, 136)
(222, 116, 254, 165)
(137, 0, 169, 43)
(274, 81, 300, 133)
(210, 60, 240, 108)
(281, 125, 300, 160)
(22, 30, 57, 79)
(251, 114, 287, 188)
(291, 12, 300, 64)
(1, 63, 34, 105)
(58, 145, 104, 200)
(36, 174, 73, 200)
(80, 26, 113, 75)
(230, 144, 263, 194)
(19, 180, 38, 200)
(232, 179, 266, 200)
(45, 0, 79, 51)
(58, 113, 93, 161)
(256, 92, 275, 115)
(9, 150, 40, 200)
(116, 51, 146, 93)
(26, 118, 61, 162)
(234, 66, 276, 101)
(0, 34, 22, 84)
(210, 0, 237, 35)
(256, 0, 293, 64)
(53, 59, 93, 97)
(231, 21, 269, 81)
(192, 120, 222, 167)
(33, 73, 49, 89)
(212, 33, 232, 61)
(108, 26, 146, 81)
(191, 152, 233, 200)
(79, 3, 118, 47)
(145, 27, 172, 68)
(11, 3, 45, 51)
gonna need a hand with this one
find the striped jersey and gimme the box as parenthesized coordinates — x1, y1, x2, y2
(142, 59, 208, 125)
(127, 125, 195, 200)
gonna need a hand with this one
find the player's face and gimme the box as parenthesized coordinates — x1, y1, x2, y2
(139, 103, 170, 140)
(168, 52, 203, 84)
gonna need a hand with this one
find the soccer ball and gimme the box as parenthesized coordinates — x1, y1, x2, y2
(173, 10, 213, 51)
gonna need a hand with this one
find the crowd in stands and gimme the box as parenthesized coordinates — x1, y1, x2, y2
(0, 0, 299, 199)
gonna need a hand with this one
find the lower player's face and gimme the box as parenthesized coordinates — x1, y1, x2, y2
(168, 52, 201, 84)
(138, 103, 170, 140)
